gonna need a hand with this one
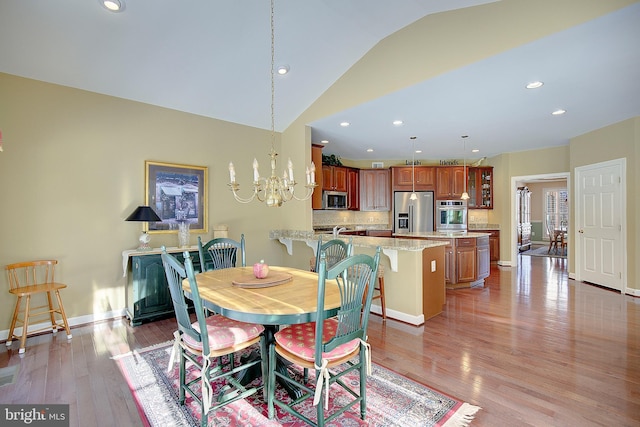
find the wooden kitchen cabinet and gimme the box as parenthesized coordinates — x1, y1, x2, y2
(392, 166, 435, 191)
(476, 235, 490, 280)
(436, 166, 466, 199)
(312, 144, 323, 210)
(360, 169, 390, 211)
(486, 230, 500, 262)
(322, 165, 348, 192)
(347, 167, 359, 210)
(455, 238, 477, 282)
(467, 167, 493, 209)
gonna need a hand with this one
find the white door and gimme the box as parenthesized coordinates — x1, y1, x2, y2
(575, 159, 625, 292)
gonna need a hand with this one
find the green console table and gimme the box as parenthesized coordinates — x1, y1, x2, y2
(122, 246, 200, 326)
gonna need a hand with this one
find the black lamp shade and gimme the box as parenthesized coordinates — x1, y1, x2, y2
(125, 206, 162, 222)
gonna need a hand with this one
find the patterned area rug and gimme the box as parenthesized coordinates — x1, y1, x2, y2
(115, 341, 480, 427)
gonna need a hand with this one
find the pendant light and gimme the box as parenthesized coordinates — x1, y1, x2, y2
(410, 136, 418, 200)
(461, 135, 470, 200)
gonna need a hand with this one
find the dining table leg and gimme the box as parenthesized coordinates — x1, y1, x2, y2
(237, 326, 304, 400)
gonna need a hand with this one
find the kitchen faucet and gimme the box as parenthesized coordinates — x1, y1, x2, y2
(333, 225, 347, 238)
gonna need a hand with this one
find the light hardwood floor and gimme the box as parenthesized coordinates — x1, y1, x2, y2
(1, 255, 638, 426)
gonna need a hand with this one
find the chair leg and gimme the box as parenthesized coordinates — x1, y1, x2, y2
(19, 295, 31, 354)
(377, 277, 386, 321)
(6, 296, 21, 346)
(53, 290, 72, 339)
(360, 346, 367, 420)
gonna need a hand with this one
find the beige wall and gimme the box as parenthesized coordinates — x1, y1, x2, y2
(1, 0, 638, 335)
(0, 73, 304, 332)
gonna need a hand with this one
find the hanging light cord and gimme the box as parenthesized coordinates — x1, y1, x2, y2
(270, 0, 275, 150)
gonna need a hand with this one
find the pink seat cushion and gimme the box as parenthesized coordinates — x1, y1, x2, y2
(183, 315, 264, 351)
(275, 318, 359, 362)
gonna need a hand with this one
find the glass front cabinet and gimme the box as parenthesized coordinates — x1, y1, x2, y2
(467, 167, 493, 209)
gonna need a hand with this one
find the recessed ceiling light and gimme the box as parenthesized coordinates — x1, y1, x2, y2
(340, 122, 350, 127)
(366, 148, 374, 152)
(415, 150, 422, 154)
(321, 140, 329, 144)
(393, 120, 403, 126)
(472, 149, 480, 153)
(552, 109, 566, 115)
(526, 81, 544, 89)
(277, 65, 289, 75)
(100, 0, 124, 12)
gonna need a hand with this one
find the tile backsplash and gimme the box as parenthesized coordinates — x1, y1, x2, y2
(313, 210, 391, 229)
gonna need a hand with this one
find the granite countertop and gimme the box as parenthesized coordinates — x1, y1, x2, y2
(270, 229, 448, 251)
(468, 223, 501, 230)
(394, 231, 491, 239)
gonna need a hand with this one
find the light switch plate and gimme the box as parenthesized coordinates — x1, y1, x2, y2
(431, 260, 436, 272)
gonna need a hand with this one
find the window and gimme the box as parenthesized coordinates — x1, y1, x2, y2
(544, 188, 568, 239)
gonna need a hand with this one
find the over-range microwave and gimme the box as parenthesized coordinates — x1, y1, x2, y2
(323, 191, 348, 210)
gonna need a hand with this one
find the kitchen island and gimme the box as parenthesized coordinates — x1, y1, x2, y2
(395, 231, 491, 289)
(270, 230, 448, 326)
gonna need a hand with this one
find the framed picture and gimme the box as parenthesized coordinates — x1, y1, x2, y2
(145, 161, 208, 234)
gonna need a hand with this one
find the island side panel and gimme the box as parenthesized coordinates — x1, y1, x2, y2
(422, 245, 446, 321)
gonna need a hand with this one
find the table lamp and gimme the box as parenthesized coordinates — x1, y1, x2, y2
(125, 206, 162, 250)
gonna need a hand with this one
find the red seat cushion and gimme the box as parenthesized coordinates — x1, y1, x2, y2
(183, 314, 264, 351)
(275, 318, 359, 362)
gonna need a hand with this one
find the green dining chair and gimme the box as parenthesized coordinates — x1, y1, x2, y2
(161, 248, 264, 427)
(267, 247, 381, 426)
(197, 234, 246, 272)
(311, 236, 353, 273)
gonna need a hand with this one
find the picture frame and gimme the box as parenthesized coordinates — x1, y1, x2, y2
(145, 161, 208, 234)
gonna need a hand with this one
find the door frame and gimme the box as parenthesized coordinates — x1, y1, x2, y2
(574, 158, 627, 293)
(510, 172, 570, 267)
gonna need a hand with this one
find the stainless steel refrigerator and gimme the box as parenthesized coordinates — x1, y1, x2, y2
(394, 191, 434, 234)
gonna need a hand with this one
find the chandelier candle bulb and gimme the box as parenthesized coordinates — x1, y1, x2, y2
(253, 159, 260, 182)
(229, 162, 236, 183)
(306, 166, 310, 185)
(287, 159, 294, 181)
(310, 162, 316, 183)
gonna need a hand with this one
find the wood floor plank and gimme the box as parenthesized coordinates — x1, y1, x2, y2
(1, 255, 639, 426)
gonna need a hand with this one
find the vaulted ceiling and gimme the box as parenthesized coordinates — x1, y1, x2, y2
(1, 1, 639, 160)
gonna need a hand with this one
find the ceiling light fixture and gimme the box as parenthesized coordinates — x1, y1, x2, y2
(340, 122, 350, 127)
(227, 0, 316, 207)
(100, 0, 124, 12)
(526, 81, 544, 89)
(367, 148, 374, 152)
(552, 109, 566, 115)
(393, 120, 404, 126)
(321, 140, 329, 144)
(277, 65, 289, 75)
(461, 136, 470, 201)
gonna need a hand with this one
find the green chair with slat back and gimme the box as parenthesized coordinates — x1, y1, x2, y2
(161, 248, 264, 427)
(311, 236, 353, 273)
(197, 234, 246, 272)
(268, 247, 381, 426)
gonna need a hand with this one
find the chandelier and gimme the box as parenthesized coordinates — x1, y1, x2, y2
(228, 0, 317, 207)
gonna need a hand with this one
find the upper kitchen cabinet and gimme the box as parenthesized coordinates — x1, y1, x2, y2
(347, 167, 360, 210)
(322, 165, 348, 192)
(391, 166, 435, 191)
(360, 169, 390, 211)
(467, 167, 493, 209)
(312, 144, 323, 210)
(436, 166, 465, 199)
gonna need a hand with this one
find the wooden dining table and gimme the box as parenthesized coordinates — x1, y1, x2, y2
(182, 265, 341, 399)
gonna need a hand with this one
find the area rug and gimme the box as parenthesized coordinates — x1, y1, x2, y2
(115, 341, 480, 427)
(521, 245, 566, 258)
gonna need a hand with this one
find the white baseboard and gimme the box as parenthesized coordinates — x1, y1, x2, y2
(0, 308, 127, 342)
(370, 303, 424, 326)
